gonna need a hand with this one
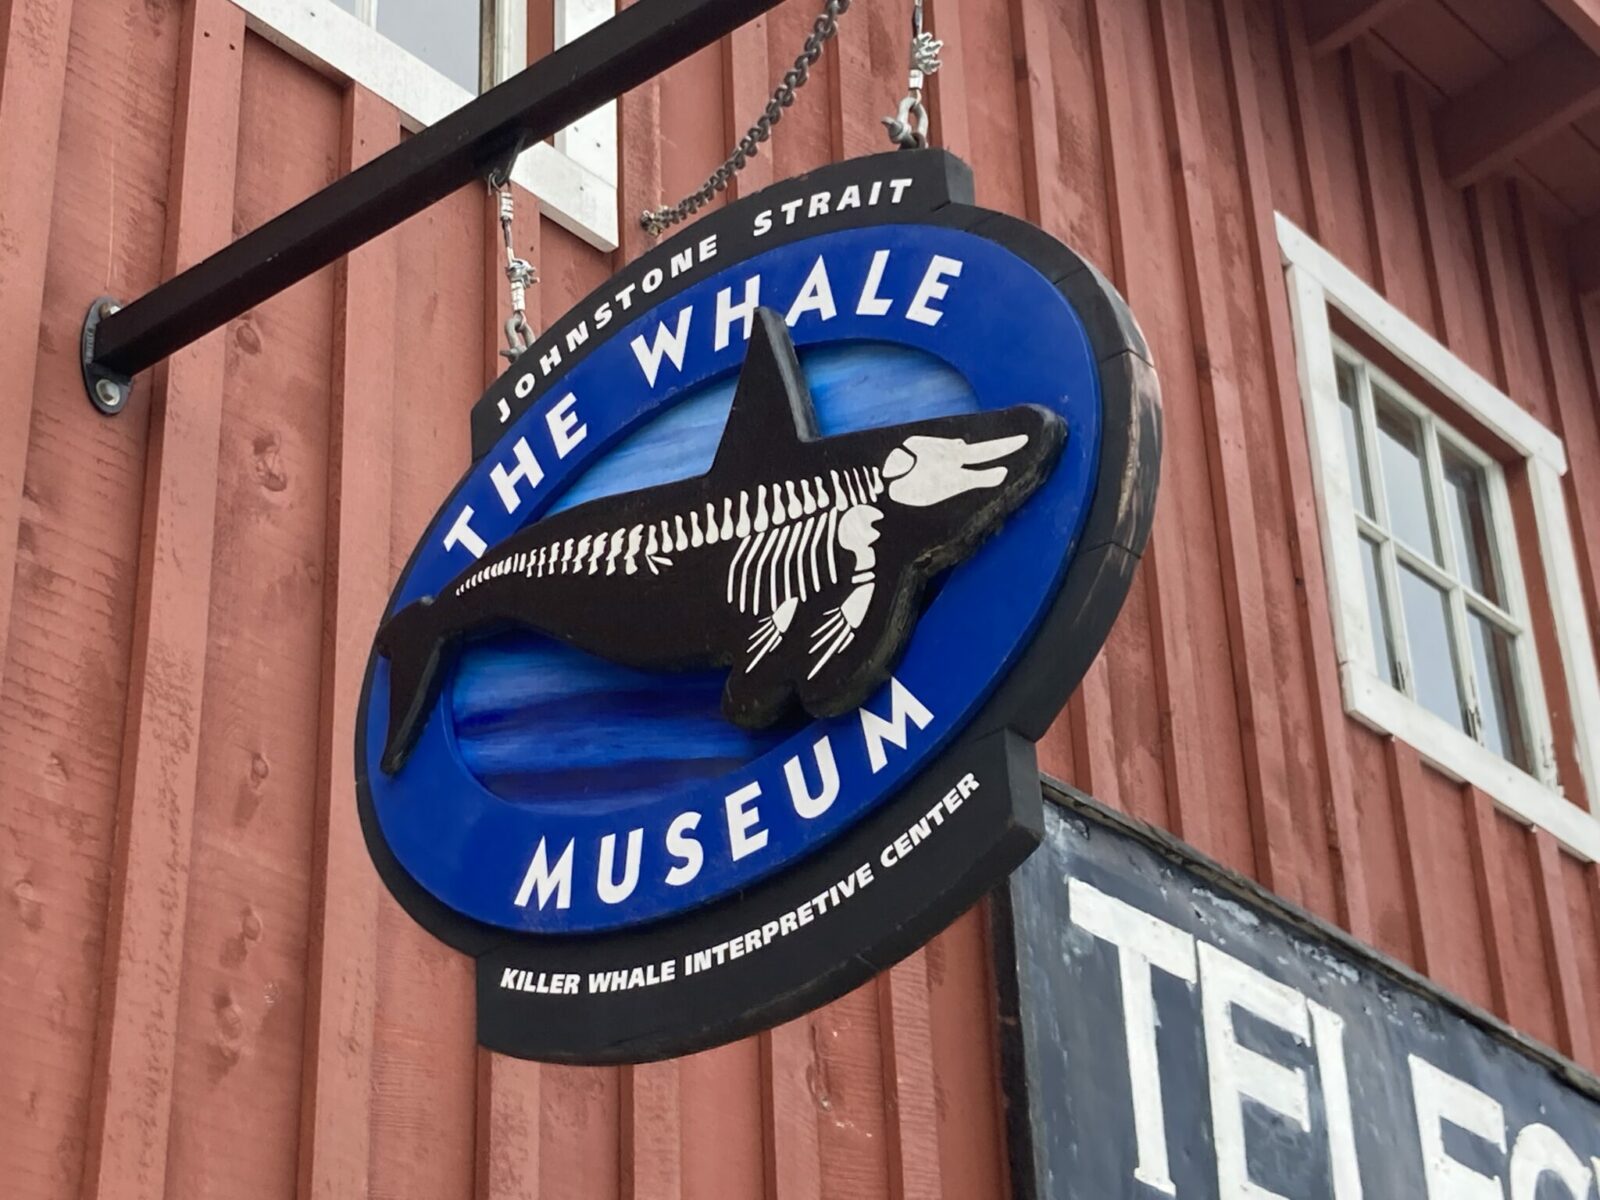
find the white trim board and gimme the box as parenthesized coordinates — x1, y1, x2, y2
(233, 0, 619, 251)
(1276, 214, 1565, 472)
(1279, 213, 1600, 862)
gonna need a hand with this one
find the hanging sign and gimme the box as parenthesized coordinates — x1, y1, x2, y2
(355, 149, 1160, 1063)
(1003, 793, 1600, 1199)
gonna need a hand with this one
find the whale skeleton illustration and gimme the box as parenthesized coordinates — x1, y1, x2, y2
(376, 307, 1065, 775)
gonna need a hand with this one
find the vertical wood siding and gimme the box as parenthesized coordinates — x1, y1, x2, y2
(2, 0, 1599, 1196)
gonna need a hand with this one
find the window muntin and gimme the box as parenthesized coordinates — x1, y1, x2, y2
(1332, 341, 1536, 774)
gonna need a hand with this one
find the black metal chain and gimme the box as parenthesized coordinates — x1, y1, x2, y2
(640, 0, 851, 237)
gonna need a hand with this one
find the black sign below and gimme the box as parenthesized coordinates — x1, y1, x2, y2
(1001, 790, 1600, 1199)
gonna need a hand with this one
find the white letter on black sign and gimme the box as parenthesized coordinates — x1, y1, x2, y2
(1198, 943, 1311, 1200)
(1068, 879, 1197, 1197)
(1308, 1002, 1364, 1200)
(1409, 1056, 1503, 1200)
(1509, 1125, 1591, 1199)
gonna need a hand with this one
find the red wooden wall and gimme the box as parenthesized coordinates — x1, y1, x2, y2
(2, 0, 1599, 1197)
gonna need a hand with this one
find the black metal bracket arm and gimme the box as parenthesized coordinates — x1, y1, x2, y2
(79, 0, 787, 415)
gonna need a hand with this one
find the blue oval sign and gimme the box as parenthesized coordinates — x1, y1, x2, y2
(355, 151, 1160, 1063)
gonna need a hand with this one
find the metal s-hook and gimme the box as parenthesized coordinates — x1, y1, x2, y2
(883, 0, 942, 149)
(489, 164, 538, 363)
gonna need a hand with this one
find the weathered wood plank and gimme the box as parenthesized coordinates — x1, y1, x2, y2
(1386, 739, 1443, 974)
(1401, 76, 1465, 348)
(924, 0, 971, 161)
(1149, 0, 1299, 898)
(169, 35, 343, 1198)
(761, 1019, 823, 1200)
(1512, 186, 1600, 813)
(369, 181, 482, 1200)
(1466, 183, 1527, 395)
(1086, 0, 1216, 855)
(680, 1042, 765, 1197)
(1277, 1, 1336, 241)
(1009, 0, 1119, 805)
(878, 953, 943, 1200)
(79, 3, 244, 1197)
(0, 0, 73, 680)
(1464, 786, 1516, 1019)
(615, 0, 663, 265)
(723, 15, 773, 201)
(1218, 0, 1373, 941)
(1533, 830, 1596, 1063)
(621, 1062, 683, 1200)
(297, 83, 399, 1200)
(477, 1054, 543, 1200)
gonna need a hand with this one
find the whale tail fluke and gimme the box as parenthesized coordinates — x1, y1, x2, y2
(376, 597, 458, 775)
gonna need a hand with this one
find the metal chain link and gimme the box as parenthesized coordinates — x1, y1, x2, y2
(493, 181, 538, 362)
(641, 0, 851, 238)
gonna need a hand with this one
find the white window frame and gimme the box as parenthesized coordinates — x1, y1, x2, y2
(1278, 213, 1600, 861)
(1334, 339, 1554, 775)
(233, 0, 619, 251)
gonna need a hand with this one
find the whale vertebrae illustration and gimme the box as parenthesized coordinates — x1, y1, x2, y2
(376, 307, 1065, 775)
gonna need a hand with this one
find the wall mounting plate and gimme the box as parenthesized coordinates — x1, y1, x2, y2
(81, 297, 133, 416)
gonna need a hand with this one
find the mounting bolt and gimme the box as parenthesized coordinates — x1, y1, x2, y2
(81, 295, 134, 416)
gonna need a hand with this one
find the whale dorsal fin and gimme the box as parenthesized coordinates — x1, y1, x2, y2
(713, 307, 820, 475)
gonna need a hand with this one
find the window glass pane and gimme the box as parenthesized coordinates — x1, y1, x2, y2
(1358, 536, 1396, 686)
(1398, 565, 1466, 731)
(1374, 393, 1440, 562)
(377, 0, 481, 92)
(1335, 358, 1374, 519)
(1441, 444, 1500, 605)
(1468, 611, 1528, 770)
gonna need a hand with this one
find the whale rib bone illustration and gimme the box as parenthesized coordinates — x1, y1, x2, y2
(375, 307, 1065, 775)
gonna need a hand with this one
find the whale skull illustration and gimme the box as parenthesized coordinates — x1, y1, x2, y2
(882, 432, 1033, 507)
(375, 308, 1065, 775)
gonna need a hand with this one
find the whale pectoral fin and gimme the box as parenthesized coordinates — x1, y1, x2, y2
(745, 597, 798, 671)
(793, 570, 921, 721)
(723, 603, 803, 729)
(806, 582, 874, 680)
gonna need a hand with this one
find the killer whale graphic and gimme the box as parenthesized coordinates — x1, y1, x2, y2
(376, 307, 1065, 775)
